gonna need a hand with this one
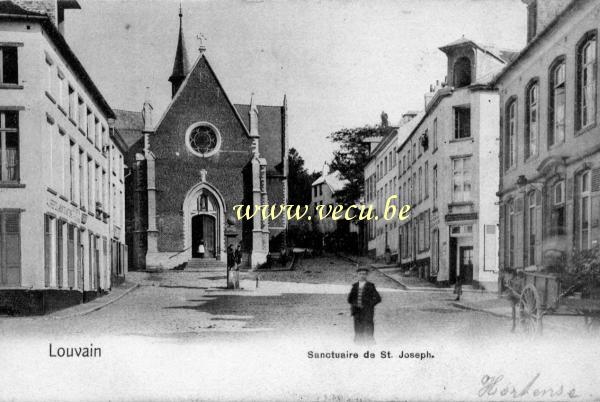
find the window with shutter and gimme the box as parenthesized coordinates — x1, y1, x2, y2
(44, 214, 53, 287)
(67, 224, 75, 288)
(0, 211, 21, 285)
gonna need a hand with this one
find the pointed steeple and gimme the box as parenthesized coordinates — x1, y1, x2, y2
(168, 4, 189, 98)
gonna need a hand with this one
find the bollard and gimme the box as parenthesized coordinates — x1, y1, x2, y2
(255, 275, 259, 288)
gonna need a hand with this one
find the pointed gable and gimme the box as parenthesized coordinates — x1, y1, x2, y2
(152, 55, 251, 160)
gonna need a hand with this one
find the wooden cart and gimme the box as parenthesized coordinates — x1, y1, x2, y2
(504, 270, 600, 335)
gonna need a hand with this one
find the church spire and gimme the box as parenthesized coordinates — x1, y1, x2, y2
(168, 3, 189, 98)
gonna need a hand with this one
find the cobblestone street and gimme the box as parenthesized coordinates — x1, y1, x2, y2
(0, 256, 588, 342)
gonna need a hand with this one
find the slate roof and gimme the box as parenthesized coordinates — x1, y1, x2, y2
(439, 37, 519, 64)
(234, 104, 285, 174)
(113, 109, 144, 149)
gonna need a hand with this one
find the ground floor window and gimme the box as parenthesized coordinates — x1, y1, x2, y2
(44, 214, 54, 287)
(0, 211, 21, 285)
(56, 220, 64, 288)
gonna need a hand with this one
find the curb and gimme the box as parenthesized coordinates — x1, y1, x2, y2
(47, 283, 140, 320)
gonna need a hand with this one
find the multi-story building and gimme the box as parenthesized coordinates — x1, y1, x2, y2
(495, 0, 599, 282)
(0, 1, 127, 314)
(396, 39, 517, 290)
(364, 112, 416, 260)
(311, 164, 348, 234)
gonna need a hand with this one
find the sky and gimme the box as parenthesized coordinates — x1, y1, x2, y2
(64, 0, 527, 172)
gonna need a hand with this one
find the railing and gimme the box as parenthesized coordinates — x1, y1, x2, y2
(168, 246, 192, 259)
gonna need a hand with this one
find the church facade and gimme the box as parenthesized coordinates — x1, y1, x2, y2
(121, 11, 288, 270)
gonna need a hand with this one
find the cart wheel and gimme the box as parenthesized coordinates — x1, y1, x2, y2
(519, 285, 543, 336)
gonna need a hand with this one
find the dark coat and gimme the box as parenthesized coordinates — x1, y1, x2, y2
(347, 281, 381, 316)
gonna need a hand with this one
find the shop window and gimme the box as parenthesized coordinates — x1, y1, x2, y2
(0, 211, 21, 285)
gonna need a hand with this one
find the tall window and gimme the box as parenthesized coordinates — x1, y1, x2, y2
(418, 167, 422, 203)
(454, 107, 471, 139)
(507, 201, 515, 268)
(45, 56, 53, 95)
(79, 149, 85, 207)
(69, 141, 76, 201)
(44, 214, 54, 287)
(57, 69, 66, 110)
(526, 191, 537, 266)
(403, 155, 406, 173)
(433, 118, 438, 151)
(68, 86, 76, 121)
(88, 157, 94, 211)
(0, 110, 19, 182)
(550, 181, 566, 236)
(412, 172, 416, 204)
(579, 171, 591, 250)
(433, 165, 438, 208)
(0, 46, 18, 84)
(407, 178, 411, 205)
(412, 143, 416, 162)
(549, 59, 566, 146)
(505, 99, 517, 169)
(78, 98, 86, 130)
(525, 81, 539, 159)
(577, 32, 597, 130)
(384, 156, 388, 174)
(0, 211, 21, 285)
(424, 161, 429, 199)
(452, 157, 472, 202)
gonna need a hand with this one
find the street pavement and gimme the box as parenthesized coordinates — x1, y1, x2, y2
(0, 256, 589, 342)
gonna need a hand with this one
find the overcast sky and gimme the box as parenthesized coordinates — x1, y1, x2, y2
(65, 0, 527, 171)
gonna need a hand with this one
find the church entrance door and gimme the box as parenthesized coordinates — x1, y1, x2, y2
(192, 215, 216, 258)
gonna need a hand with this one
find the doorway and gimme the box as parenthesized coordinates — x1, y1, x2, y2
(459, 246, 474, 284)
(449, 236, 457, 284)
(192, 214, 216, 258)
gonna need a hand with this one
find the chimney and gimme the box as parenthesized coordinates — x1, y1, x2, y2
(380, 111, 389, 128)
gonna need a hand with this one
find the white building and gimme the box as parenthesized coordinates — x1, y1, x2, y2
(311, 164, 348, 234)
(397, 38, 517, 290)
(0, 0, 127, 314)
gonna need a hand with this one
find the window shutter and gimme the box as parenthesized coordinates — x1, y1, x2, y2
(3, 213, 21, 285)
(535, 203, 543, 266)
(44, 215, 51, 287)
(567, 177, 574, 200)
(592, 195, 600, 247)
(593, 168, 600, 192)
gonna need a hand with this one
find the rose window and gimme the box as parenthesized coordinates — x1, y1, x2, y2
(188, 125, 218, 156)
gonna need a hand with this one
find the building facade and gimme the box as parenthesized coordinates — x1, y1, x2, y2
(496, 0, 599, 283)
(311, 164, 348, 234)
(396, 39, 515, 290)
(364, 113, 417, 260)
(121, 10, 288, 270)
(0, 1, 127, 314)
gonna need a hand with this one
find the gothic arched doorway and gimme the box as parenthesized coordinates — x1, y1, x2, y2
(192, 215, 216, 258)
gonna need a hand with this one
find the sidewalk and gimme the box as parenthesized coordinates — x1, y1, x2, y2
(376, 266, 490, 294)
(47, 281, 139, 319)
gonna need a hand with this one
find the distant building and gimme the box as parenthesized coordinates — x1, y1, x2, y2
(119, 8, 288, 270)
(364, 112, 416, 260)
(495, 0, 599, 282)
(0, 1, 127, 314)
(396, 38, 518, 290)
(311, 164, 348, 233)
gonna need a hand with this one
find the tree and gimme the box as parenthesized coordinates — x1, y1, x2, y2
(328, 124, 395, 205)
(287, 147, 319, 206)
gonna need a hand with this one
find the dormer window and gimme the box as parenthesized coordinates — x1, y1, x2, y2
(453, 57, 472, 88)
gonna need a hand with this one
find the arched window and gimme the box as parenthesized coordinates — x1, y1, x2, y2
(453, 57, 472, 88)
(525, 80, 539, 159)
(505, 98, 517, 170)
(550, 180, 566, 236)
(549, 58, 566, 146)
(577, 31, 597, 130)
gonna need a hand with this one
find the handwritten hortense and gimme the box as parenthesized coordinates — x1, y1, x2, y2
(478, 373, 578, 399)
(49, 343, 102, 358)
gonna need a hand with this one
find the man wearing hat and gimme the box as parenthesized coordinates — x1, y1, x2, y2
(347, 266, 382, 344)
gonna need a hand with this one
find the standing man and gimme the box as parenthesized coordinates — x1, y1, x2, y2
(347, 266, 382, 344)
(226, 244, 235, 288)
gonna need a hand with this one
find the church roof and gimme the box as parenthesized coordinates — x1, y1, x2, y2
(235, 103, 285, 174)
(113, 109, 144, 149)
